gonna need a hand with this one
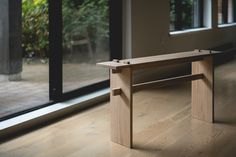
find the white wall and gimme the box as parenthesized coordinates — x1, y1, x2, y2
(124, 0, 236, 82)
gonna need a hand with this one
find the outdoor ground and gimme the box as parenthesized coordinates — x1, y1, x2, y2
(0, 60, 108, 119)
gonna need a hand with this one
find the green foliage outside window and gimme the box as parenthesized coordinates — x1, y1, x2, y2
(170, 0, 194, 31)
(22, 0, 109, 58)
(62, 0, 109, 49)
(181, 0, 194, 29)
(22, 0, 49, 58)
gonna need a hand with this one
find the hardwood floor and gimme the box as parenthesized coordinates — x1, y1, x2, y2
(0, 58, 236, 157)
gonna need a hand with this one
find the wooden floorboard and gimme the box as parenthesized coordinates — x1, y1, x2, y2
(0, 58, 236, 157)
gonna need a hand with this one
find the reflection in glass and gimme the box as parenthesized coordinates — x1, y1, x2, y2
(218, 0, 236, 24)
(62, 0, 109, 93)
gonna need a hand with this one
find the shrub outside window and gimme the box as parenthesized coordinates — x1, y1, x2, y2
(170, 0, 205, 31)
(170, 0, 212, 32)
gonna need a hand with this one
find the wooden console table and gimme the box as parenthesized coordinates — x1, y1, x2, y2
(97, 50, 218, 148)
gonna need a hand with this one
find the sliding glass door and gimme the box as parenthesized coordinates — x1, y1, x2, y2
(62, 0, 110, 93)
(49, 0, 122, 101)
(0, 0, 122, 120)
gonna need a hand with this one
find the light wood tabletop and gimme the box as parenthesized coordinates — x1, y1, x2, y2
(97, 50, 220, 70)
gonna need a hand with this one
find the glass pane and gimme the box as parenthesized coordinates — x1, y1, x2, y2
(218, 0, 229, 24)
(218, 0, 236, 24)
(62, 0, 109, 93)
(0, 0, 49, 119)
(170, 0, 202, 31)
(218, 0, 223, 24)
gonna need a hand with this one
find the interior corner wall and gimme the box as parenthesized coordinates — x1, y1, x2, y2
(126, 0, 236, 83)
